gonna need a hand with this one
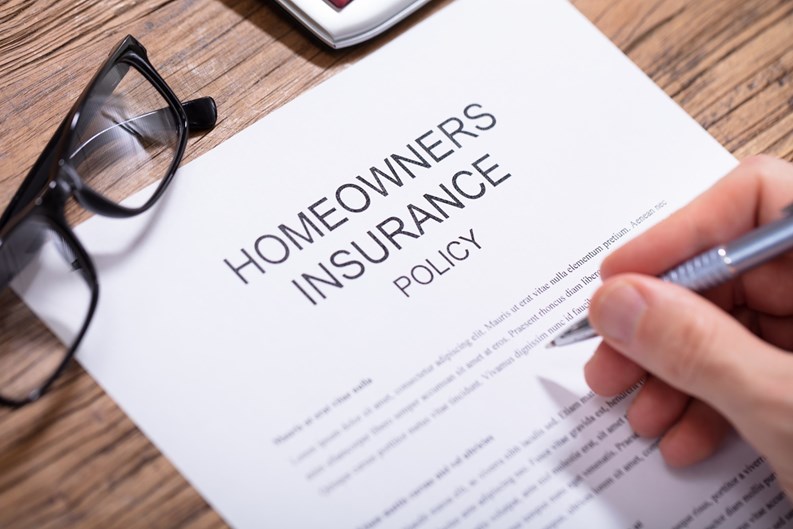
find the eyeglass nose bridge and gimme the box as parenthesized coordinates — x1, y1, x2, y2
(57, 163, 140, 219)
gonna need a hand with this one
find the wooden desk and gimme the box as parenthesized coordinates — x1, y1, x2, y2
(1, 0, 791, 526)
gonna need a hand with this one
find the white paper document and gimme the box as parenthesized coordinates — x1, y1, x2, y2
(20, 0, 793, 527)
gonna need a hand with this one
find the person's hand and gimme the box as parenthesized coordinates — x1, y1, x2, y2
(585, 155, 793, 499)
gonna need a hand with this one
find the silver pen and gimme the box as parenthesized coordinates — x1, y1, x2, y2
(548, 203, 793, 347)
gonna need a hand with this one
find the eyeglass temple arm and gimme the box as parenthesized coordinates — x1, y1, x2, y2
(1, 97, 217, 227)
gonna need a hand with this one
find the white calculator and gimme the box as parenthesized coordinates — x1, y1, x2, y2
(273, 0, 432, 48)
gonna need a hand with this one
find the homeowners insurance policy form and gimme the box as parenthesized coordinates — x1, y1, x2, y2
(20, 0, 793, 527)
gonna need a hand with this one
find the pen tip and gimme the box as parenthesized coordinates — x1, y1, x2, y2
(545, 341, 556, 349)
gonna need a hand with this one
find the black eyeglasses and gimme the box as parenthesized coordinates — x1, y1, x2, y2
(0, 35, 217, 408)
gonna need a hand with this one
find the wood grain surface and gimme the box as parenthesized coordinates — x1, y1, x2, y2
(1, 0, 792, 527)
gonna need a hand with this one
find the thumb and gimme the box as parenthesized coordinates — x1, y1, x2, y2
(588, 274, 783, 421)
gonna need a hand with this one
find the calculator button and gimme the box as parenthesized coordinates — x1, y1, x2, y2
(327, 0, 353, 8)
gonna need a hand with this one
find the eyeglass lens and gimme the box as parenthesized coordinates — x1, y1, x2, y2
(67, 62, 181, 209)
(0, 217, 93, 403)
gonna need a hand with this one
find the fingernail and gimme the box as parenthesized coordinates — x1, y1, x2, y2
(594, 281, 647, 344)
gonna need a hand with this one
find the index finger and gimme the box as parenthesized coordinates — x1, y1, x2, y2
(601, 155, 793, 278)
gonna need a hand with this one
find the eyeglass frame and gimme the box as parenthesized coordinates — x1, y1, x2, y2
(0, 35, 217, 408)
